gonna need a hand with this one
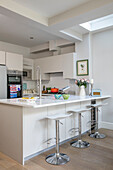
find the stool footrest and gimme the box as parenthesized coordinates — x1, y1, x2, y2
(44, 137, 60, 144)
(68, 128, 79, 135)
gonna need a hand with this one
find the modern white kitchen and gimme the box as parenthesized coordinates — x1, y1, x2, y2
(0, 0, 113, 170)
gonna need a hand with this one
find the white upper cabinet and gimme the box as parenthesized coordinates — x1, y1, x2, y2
(34, 53, 76, 80)
(34, 59, 50, 80)
(23, 58, 34, 80)
(6, 52, 23, 71)
(23, 58, 33, 69)
(0, 51, 5, 65)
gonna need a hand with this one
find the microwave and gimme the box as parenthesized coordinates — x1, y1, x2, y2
(23, 70, 32, 80)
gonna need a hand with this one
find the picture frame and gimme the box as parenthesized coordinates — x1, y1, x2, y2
(77, 59, 89, 76)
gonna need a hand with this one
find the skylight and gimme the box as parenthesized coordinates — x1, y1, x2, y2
(80, 14, 113, 32)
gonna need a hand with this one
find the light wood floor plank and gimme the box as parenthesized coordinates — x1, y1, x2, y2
(0, 128, 113, 170)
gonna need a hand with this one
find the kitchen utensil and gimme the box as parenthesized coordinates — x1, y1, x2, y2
(59, 86, 70, 93)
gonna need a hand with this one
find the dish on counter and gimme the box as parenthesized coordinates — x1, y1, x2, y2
(51, 88, 59, 93)
(22, 97, 35, 99)
(18, 97, 37, 103)
(54, 94, 62, 99)
(62, 94, 70, 100)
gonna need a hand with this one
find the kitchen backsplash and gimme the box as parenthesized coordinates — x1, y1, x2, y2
(23, 80, 37, 90)
(23, 73, 89, 95)
(42, 73, 76, 95)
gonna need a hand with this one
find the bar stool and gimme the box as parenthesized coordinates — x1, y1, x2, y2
(45, 113, 72, 165)
(68, 108, 91, 148)
(87, 103, 107, 139)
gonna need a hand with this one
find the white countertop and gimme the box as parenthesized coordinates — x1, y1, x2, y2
(0, 95, 111, 108)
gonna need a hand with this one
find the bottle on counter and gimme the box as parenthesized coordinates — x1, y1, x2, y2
(43, 85, 45, 91)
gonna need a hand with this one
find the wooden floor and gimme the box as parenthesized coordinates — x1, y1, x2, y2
(0, 129, 113, 170)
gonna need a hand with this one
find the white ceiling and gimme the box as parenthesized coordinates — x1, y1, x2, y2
(0, 0, 113, 48)
(12, 0, 92, 18)
(0, 14, 59, 47)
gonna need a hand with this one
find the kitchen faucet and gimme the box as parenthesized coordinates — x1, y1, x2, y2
(37, 66, 42, 99)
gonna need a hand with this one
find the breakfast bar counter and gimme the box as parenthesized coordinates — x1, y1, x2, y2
(0, 95, 110, 165)
(0, 95, 110, 108)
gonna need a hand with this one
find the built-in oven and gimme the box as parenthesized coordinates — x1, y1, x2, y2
(7, 74, 22, 98)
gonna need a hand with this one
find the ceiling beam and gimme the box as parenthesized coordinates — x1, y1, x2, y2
(0, 0, 48, 26)
(48, 0, 113, 26)
(60, 29, 83, 41)
(30, 43, 49, 53)
(30, 39, 74, 53)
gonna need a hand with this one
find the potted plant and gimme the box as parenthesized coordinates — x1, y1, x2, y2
(75, 79, 89, 96)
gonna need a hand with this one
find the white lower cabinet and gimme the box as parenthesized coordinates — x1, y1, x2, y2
(23, 100, 102, 159)
(65, 103, 80, 139)
(0, 51, 5, 65)
(80, 101, 91, 133)
(23, 107, 48, 158)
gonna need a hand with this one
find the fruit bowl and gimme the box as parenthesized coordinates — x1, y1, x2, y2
(62, 94, 70, 100)
(54, 94, 62, 99)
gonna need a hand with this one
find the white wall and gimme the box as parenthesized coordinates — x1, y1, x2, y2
(76, 34, 89, 61)
(75, 34, 91, 94)
(76, 34, 93, 80)
(92, 28, 113, 125)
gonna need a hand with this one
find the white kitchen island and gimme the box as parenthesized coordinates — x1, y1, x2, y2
(0, 95, 110, 165)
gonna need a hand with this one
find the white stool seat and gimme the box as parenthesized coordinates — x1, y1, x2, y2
(87, 103, 108, 108)
(68, 108, 91, 114)
(46, 113, 72, 120)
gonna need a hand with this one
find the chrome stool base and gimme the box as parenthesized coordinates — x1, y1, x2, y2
(46, 153, 70, 165)
(71, 139, 90, 148)
(89, 132, 106, 139)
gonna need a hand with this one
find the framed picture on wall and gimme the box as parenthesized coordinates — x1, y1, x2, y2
(77, 59, 89, 76)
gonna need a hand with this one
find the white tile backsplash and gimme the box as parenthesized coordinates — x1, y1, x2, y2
(23, 73, 89, 95)
(42, 73, 76, 94)
(23, 80, 37, 90)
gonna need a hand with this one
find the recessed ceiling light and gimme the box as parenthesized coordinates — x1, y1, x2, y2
(30, 37, 34, 40)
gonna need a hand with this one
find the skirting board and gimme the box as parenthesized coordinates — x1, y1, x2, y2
(99, 121, 113, 130)
(24, 129, 90, 162)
